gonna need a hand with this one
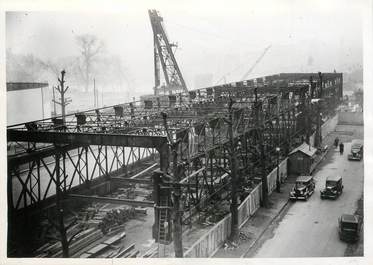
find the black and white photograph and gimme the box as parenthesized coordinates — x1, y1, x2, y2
(1, 0, 372, 263)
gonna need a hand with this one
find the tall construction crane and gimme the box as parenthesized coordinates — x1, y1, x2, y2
(148, 9, 188, 95)
(240, 45, 271, 81)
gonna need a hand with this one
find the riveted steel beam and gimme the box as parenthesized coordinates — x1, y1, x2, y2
(8, 130, 168, 149)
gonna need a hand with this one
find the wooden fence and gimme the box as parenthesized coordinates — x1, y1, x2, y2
(183, 158, 288, 257)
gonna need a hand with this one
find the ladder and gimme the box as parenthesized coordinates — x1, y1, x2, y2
(158, 195, 170, 257)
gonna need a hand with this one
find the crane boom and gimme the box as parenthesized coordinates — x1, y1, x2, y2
(240, 45, 271, 81)
(148, 9, 188, 95)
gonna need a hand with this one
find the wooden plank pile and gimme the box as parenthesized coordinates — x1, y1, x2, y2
(141, 247, 158, 258)
(35, 227, 103, 257)
(78, 233, 140, 258)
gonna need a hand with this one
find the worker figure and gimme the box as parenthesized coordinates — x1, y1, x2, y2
(339, 142, 344, 154)
(334, 137, 339, 148)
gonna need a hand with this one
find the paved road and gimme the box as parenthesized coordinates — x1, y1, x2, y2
(247, 138, 364, 257)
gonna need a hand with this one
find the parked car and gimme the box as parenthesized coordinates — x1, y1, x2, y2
(320, 176, 343, 199)
(338, 214, 361, 242)
(348, 139, 363, 161)
(289, 175, 315, 200)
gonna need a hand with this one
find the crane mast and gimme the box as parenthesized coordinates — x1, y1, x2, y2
(148, 9, 188, 95)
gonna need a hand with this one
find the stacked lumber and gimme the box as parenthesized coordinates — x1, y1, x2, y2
(113, 243, 140, 258)
(79, 232, 126, 258)
(51, 228, 103, 257)
(141, 247, 158, 258)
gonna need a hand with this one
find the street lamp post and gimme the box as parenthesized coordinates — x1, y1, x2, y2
(276, 147, 281, 193)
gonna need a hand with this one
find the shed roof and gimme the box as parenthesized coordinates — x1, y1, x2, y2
(6, 82, 48, 91)
(289, 142, 317, 157)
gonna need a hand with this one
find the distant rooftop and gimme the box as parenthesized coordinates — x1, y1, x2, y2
(6, 82, 48, 92)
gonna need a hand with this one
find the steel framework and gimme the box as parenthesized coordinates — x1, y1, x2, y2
(7, 72, 342, 256)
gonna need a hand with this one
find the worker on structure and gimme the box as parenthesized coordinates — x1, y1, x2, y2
(339, 142, 344, 154)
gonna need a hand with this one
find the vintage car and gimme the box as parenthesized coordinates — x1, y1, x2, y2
(320, 176, 343, 199)
(289, 175, 315, 200)
(348, 139, 363, 161)
(338, 214, 361, 242)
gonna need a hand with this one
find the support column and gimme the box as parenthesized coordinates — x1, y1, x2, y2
(55, 153, 69, 257)
(228, 99, 239, 242)
(259, 128, 269, 208)
(152, 170, 162, 240)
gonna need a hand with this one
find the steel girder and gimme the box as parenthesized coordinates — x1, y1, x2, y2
(7, 72, 342, 216)
(8, 130, 167, 149)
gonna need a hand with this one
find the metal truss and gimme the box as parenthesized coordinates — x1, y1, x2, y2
(7, 72, 342, 255)
(148, 9, 188, 94)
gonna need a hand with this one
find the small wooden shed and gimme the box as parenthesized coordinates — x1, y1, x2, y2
(288, 142, 317, 175)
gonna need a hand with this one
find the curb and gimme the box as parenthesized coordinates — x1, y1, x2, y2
(239, 197, 290, 258)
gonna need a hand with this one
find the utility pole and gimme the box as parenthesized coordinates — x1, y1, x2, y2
(40, 87, 45, 119)
(52, 85, 57, 116)
(276, 95, 281, 193)
(259, 128, 269, 208)
(318, 72, 323, 98)
(276, 147, 281, 193)
(227, 98, 239, 242)
(52, 70, 71, 124)
(161, 112, 183, 257)
(314, 103, 322, 148)
(254, 88, 269, 208)
(93, 78, 97, 108)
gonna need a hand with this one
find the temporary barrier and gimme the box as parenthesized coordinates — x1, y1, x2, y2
(237, 184, 261, 227)
(184, 158, 287, 257)
(267, 158, 288, 195)
(184, 214, 231, 257)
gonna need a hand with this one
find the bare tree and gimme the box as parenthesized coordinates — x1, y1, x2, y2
(75, 34, 104, 92)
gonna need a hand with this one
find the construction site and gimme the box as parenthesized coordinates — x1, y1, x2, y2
(6, 9, 363, 259)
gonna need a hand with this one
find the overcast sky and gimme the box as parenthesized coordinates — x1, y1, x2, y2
(6, 0, 364, 94)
